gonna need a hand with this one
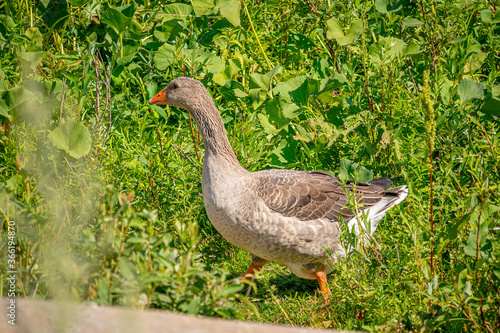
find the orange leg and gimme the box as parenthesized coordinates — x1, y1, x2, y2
(313, 269, 332, 296)
(241, 263, 263, 281)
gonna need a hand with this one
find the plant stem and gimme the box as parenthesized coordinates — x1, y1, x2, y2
(430, 148, 434, 275)
(352, 184, 367, 273)
(475, 205, 483, 288)
(156, 127, 167, 171)
(469, 115, 500, 177)
(242, 0, 272, 70)
(421, 70, 436, 276)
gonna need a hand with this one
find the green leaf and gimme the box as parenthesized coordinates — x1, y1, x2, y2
(436, 212, 469, 255)
(402, 43, 421, 56)
(61, 70, 80, 83)
(257, 113, 279, 134)
(265, 98, 292, 130)
(402, 17, 424, 30)
(111, 66, 126, 85)
(463, 281, 472, 301)
(146, 82, 158, 100)
(97, 277, 109, 304)
(480, 9, 500, 24)
(339, 159, 373, 183)
(311, 57, 330, 79)
(480, 97, 500, 117)
(274, 75, 308, 107)
(153, 44, 176, 70)
(375, 0, 402, 14)
(68, 0, 89, 6)
(464, 53, 487, 76)
(1, 85, 35, 116)
(326, 18, 363, 46)
(270, 134, 297, 166)
(375, 0, 388, 13)
(150, 105, 169, 121)
(216, 0, 240, 26)
(219, 79, 246, 101)
(25, 27, 43, 51)
(480, 85, 500, 117)
(249, 65, 283, 93)
(187, 49, 225, 74)
(101, 2, 137, 34)
(379, 36, 407, 58)
(161, 4, 193, 23)
(186, 298, 200, 315)
(213, 62, 238, 85)
(318, 73, 348, 102)
(49, 119, 92, 158)
(191, 0, 215, 16)
(457, 78, 486, 105)
(221, 284, 244, 294)
(17, 51, 48, 73)
(0, 99, 11, 120)
(37, 0, 69, 29)
(116, 39, 140, 66)
(427, 275, 438, 295)
(257, 99, 290, 134)
(440, 78, 453, 105)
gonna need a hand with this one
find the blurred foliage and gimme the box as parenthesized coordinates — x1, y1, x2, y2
(0, 0, 500, 331)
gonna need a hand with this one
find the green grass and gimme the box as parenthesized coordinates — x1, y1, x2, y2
(1, 0, 500, 331)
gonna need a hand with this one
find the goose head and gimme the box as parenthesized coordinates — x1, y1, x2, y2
(148, 77, 209, 111)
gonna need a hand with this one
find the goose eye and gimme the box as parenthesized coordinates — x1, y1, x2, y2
(172, 83, 178, 89)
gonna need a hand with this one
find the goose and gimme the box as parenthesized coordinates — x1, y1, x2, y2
(149, 77, 408, 296)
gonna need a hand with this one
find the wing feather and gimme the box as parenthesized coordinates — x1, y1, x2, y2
(254, 169, 389, 223)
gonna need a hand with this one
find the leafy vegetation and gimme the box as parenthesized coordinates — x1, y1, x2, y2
(1, 0, 500, 331)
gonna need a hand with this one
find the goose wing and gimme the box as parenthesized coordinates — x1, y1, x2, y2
(254, 170, 388, 223)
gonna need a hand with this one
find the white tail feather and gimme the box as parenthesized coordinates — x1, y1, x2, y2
(335, 185, 408, 259)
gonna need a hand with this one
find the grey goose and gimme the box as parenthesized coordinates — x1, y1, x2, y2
(149, 77, 408, 296)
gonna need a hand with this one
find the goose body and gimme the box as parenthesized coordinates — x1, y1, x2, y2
(149, 77, 408, 294)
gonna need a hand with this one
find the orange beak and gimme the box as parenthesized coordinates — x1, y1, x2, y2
(148, 87, 168, 105)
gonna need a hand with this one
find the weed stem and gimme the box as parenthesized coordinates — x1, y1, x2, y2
(242, 0, 272, 71)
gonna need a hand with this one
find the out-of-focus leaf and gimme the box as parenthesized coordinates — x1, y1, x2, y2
(0, 99, 11, 119)
(480, 9, 500, 24)
(49, 119, 92, 158)
(17, 51, 48, 73)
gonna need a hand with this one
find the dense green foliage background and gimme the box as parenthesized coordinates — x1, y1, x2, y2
(1, 0, 500, 331)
